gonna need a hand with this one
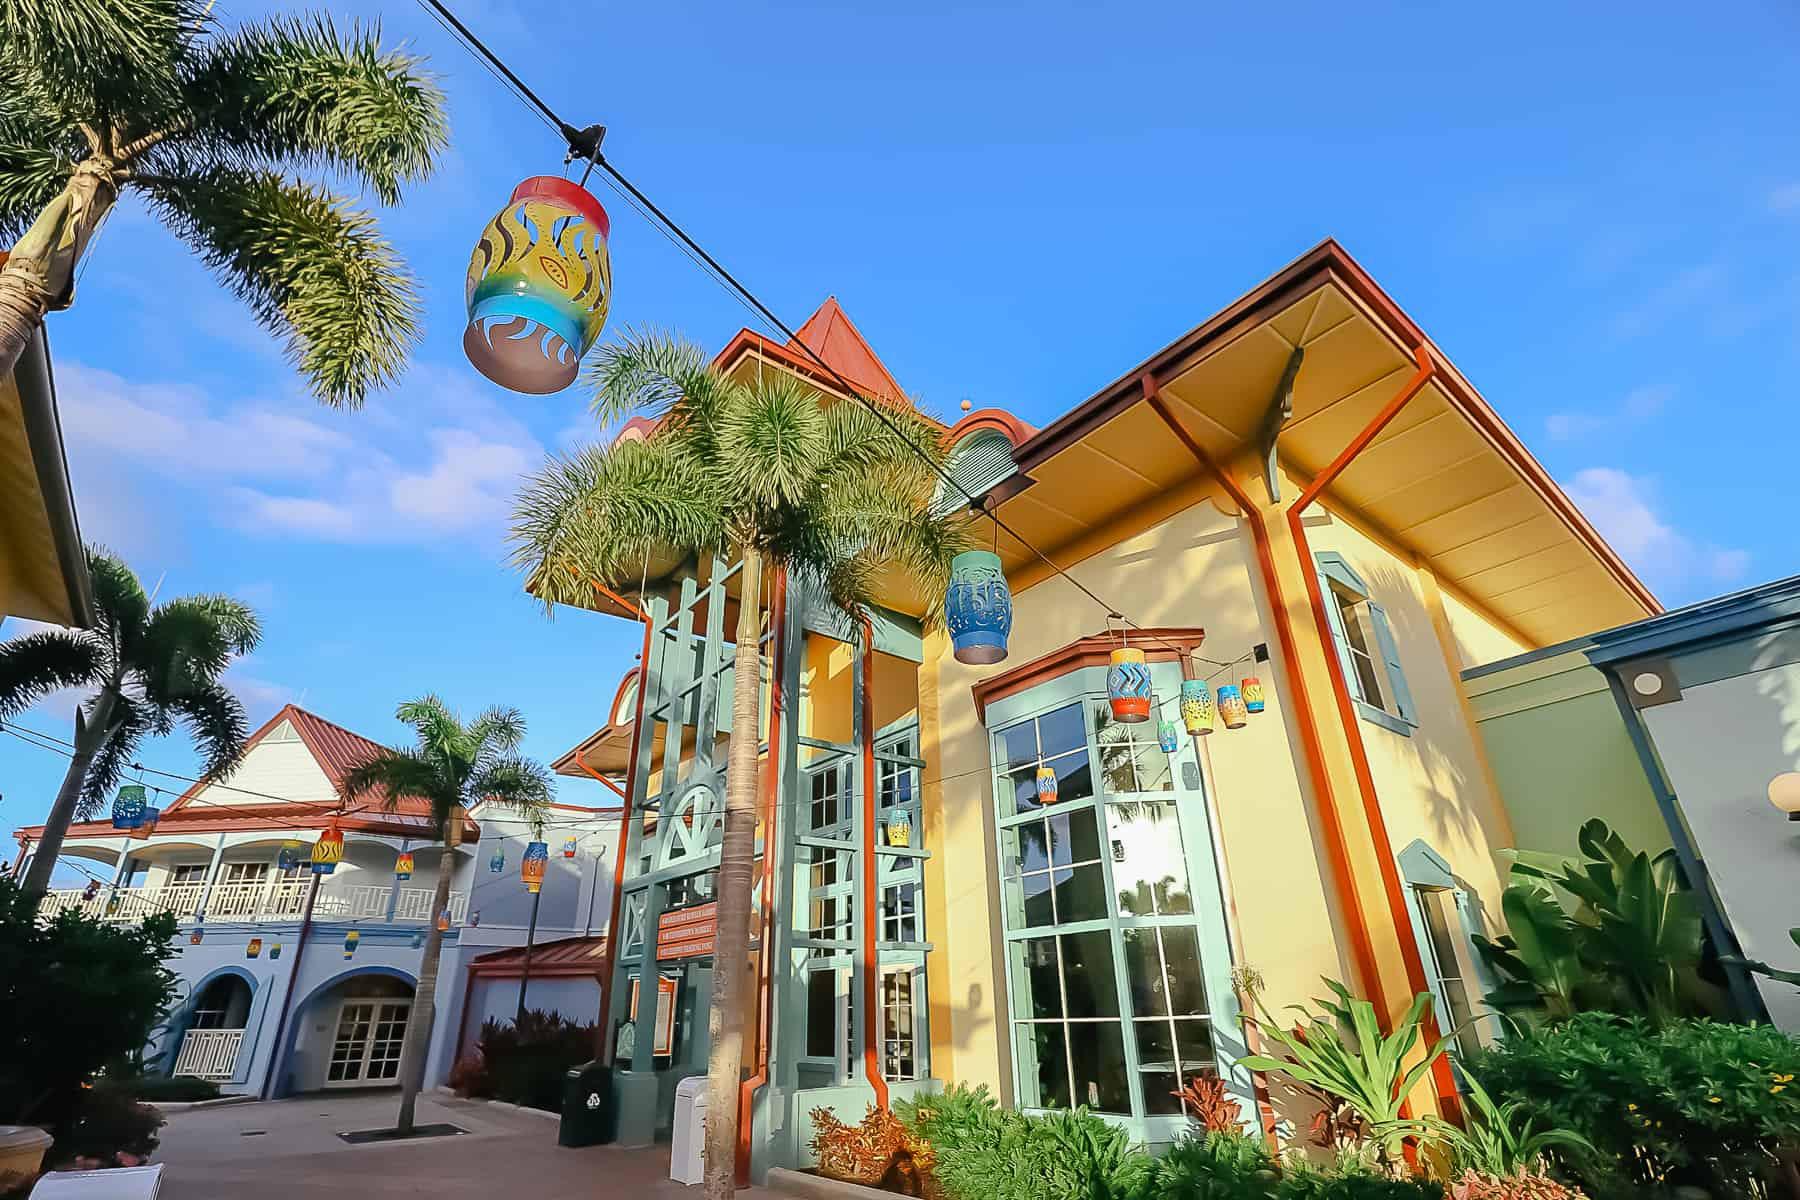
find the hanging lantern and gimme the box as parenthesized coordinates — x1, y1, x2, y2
(469, 910, 481, 927)
(463, 176, 612, 395)
(489, 847, 505, 874)
(411, 932, 424, 949)
(111, 785, 148, 830)
(343, 930, 359, 960)
(1241, 676, 1266, 714)
(312, 825, 344, 875)
(521, 841, 549, 894)
(129, 807, 161, 841)
(1157, 719, 1180, 753)
(945, 550, 1013, 666)
(885, 810, 913, 848)
(1107, 648, 1152, 723)
(1217, 684, 1248, 730)
(269, 942, 282, 960)
(276, 840, 302, 871)
(81, 879, 101, 901)
(562, 836, 578, 859)
(246, 938, 262, 959)
(436, 909, 452, 932)
(1035, 765, 1059, 804)
(1180, 680, 1215, 735)
(190, 927, 204, 945)
(394, 852, 414, 881)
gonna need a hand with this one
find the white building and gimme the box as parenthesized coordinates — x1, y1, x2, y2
(14, 704, 620, 1095)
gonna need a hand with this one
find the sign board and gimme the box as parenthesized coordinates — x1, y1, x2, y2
(655, 902, 717, 961)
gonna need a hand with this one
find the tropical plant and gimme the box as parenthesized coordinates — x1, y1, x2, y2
(341, 696, 551, 1135)
(1426, 1069, 1590, 1178)
(1176, 1070, 1250, 1134)
(1473, 820, 1707, 1030)
(1466, 1012, 1800, 1199)
(0, 548, 261, 895)
(1730, 927, 1800, 991)
(449, 1009, 596, 1113)
(1238, 981, 1454, 1165)
(1279, 1155, 1445, 1200)
(0, 0, 445, 403)
(0, 877, 178, 1153)
(810, 1103, 911, 1187)
(1446, 1173, 1584, 1200)
(1150, 1131, 1282, 1199)
(511, 329, 967, 1197)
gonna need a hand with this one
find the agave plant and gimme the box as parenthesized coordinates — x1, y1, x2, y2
(1427, 1069, 1591, 1178)
(1237, 980, 1454, 1163)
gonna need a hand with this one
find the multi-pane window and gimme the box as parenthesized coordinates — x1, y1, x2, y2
(882, 969, 921, 1081)
(1330, 583, 1389, 710)
(882, 882, 919, 943)
(1316, 552, 1415, 732)
(1412, 884, 1481, 1059)
(667, 869, 716, 910)
(811, 764, 845, 831)
(807, 847, 853, 945)
(169, 864, 208, 886)
(992, 688, 1227, 1123)
(879, 738, 914, 808)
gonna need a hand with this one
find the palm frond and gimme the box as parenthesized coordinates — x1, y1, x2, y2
(580, 326, 729, 432)
(162, 678, 250, 780)
(394, 694, 466, 762)
(0, 0, 206, 120)
(175, 16, 445, 205)
(86, 548, 149, 671)
(717, 372, 827, 512)
(78, 694, 156, 816)
(0, 73, 80, 242)
(0, 629, 101, 717)
(137, 594, 262, 701)
(340, 745, 454, 816)
(467, 755, 552, 834)
(467, 705, 526, 756)
(138, 165, 418, 407)
(509, 436, 726, 607)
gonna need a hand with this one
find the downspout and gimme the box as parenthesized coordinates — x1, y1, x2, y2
(259, 871, 320, 1100)
(1143, 378, 1389, 1017)
(1280, 346, 1462, 1110)
(11, 835, 29, 878)
(738, 568, 787, 1185)
(589, 607, 655, 1063)
(859, 618, 889, 1109)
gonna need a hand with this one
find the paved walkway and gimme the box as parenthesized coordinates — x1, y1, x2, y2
(151, 1091, 765, 1199)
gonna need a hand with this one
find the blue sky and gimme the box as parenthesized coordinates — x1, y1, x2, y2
(5, 0, 1799, 853)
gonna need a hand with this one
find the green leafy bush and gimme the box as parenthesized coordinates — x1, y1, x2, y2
(894, 1084, 1150, 1200)
(0, 878, 178, 1156)
(1279, 1154, 1444, 1200)
(52, 1087, 165, 1169)
(449, 1009, 596, 1112)
(1467, 1013, 1800, 1197)
(1149, 1135, 1443, 1200)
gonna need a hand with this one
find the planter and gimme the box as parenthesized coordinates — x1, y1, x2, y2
(0, 1126, 52, 1183)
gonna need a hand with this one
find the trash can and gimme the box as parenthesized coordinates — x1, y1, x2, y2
(669, 1075, 708, 1185)
(559, 1061, 616, 1147)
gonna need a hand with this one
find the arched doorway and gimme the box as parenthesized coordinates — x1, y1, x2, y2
(286, 971, 416, 1092)
(174, 971, 254, 1080)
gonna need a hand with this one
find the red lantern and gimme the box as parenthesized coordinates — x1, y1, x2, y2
(312, 825, 344, 875)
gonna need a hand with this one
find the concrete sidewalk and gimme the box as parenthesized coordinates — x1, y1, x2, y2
(151, 1091, 763, 1198)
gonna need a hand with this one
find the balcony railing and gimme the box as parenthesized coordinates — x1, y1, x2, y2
(173, 1028, 243, 1080)
(38, 883, 469, 926)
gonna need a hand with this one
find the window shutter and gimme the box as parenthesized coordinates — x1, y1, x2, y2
(1367, 602, 1415, 723)
(1316, 570, 1364, 703)
(934, 432, 1017, 515)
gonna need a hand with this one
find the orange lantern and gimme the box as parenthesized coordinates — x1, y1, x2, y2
(521, 841, 549, 894)
(312, 825, 344, 875)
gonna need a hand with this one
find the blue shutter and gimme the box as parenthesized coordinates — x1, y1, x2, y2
(1316, 568, 1364, 703)
(1367, 601, 1415, 724)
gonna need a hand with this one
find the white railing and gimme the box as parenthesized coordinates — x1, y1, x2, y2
(37, 882, 469, 925)
(173, 1028, 243, 1080)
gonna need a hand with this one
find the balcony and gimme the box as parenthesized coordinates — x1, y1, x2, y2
(173, 1028, 243, 1080)
(39, 881, 470, 926)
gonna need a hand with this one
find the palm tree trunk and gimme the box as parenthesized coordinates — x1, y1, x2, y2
(704, 545, 764, 1200)
(394, 840, 456, 1135)
(0, 165, 116, 381)
(21, 692, 113, 897)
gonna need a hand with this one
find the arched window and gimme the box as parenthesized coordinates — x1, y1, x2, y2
(933, 430, 1017, 515)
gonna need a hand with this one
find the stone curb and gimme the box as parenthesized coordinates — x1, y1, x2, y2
(149, 1095, 258, 1113)
(432, 1088, 559, 1122)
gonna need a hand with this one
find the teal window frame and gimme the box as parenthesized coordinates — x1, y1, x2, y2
(1316, 551, 1417, 737)
(985, 661, 1250, 1146)
(1397, 839, 1496, 1064)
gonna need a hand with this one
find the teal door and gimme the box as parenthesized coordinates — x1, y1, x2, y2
(989, 658, 1244, 1145)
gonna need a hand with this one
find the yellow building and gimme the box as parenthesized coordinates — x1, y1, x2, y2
(543, 242, 1657, 1170)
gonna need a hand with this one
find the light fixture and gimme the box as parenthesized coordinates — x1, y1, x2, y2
(1768, 772, 1800, 819)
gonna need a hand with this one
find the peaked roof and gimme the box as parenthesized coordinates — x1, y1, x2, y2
(164, 703, 388, 813)
(785, 297, 907, 403)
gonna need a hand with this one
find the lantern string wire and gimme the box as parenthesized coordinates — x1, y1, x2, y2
(410, 0, 1242, 677)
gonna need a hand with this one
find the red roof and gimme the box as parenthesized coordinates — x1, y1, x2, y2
(469, 934, 610, 977)
(785, 297, 907, 404)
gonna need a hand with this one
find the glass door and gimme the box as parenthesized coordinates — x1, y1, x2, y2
(326, 999, 411, 1086)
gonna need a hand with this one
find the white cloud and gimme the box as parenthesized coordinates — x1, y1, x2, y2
(56, 360, 547, 548)
(1771, 183, 1800, 213)
(1545, 384, 1673, 442)
(1609, 263, 1726, 340)
(1563, 467, 1749, 594)
(221, 663, 295, 724)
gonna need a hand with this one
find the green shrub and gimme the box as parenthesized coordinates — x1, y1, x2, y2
(116, 1075, 221, 1103)
(1150, 1132, 1282, 1199)
(451, 1009, 596, 1112)
(0, 878, 178, 1158)
(1278, 1154, 1443, 1200)
(52, 1087, 165, 1168)
(1468, 1012, 1800, 1197)
(895, 1084, 1150, 1200)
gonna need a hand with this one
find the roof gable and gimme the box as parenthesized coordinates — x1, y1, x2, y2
(786, 297, 907, 403)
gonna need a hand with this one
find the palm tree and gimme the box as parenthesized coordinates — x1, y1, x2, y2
(510, 330, 966, 1200)
(0, 1, 446, 405)
(341, 696, 551, 1136)
(0, 547, 261, 895)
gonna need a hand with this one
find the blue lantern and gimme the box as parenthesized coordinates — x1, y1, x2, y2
(489, 847, 505, 873)
(111, 785, 148, 830)
(945, 550, 1012, 666)
(1157, 719, 1180, 753)
(276, 840, 302, 871)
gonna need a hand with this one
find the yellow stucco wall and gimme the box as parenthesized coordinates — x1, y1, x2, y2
(1437, 580, 1533, 671)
